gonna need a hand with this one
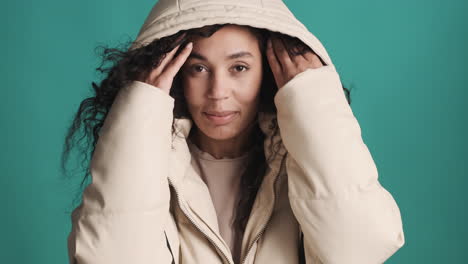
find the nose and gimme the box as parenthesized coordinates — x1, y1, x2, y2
(206, 72, 230, 100)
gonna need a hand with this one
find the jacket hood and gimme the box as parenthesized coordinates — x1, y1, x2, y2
(129, 0, 338, 145)
(130, 0, 335, 69)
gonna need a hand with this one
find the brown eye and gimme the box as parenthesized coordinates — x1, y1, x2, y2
(233, 65, 249, 72)
(192, 65, 207, 73)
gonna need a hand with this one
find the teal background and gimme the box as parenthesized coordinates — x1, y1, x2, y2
(2, 0, 467, 263)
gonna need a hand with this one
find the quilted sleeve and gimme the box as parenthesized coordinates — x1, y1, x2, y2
(66, 81, 177, 264)
(274, 66, 405, 263)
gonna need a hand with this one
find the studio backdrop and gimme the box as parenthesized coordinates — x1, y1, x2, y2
(1, 0, 467, 263)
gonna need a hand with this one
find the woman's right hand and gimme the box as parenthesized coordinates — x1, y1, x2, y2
(139, 38, 193, 94)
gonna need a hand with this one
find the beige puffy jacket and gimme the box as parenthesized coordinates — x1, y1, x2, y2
(67, 0, 405, 263)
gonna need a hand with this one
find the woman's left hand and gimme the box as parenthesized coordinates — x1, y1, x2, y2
(266, 35, 324, 89)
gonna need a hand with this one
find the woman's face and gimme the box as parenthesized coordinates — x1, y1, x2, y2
(181, 25, 263, 141)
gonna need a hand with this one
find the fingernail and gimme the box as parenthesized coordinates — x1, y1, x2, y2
(185, 42, 193, 49)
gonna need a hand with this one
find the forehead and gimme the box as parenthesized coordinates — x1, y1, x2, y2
(188, 25, 261, 60)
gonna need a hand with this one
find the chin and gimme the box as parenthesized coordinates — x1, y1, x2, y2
(193, 115, 241, 141)
(201, 124, 240, 141)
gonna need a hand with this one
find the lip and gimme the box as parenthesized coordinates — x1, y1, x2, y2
(203, 111, 238, 125)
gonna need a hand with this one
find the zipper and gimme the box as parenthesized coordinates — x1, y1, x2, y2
(240, 152, 287, 264)
(168, 178, 234, 264)
(167, 150, 287, 264)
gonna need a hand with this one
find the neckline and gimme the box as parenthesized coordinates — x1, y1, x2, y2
(187, 138, 254, 162)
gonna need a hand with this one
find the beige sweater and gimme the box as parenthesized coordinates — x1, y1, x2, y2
(187, 139, 253, 263)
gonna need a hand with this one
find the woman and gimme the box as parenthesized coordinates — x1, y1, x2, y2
(64, 0, 405, 263)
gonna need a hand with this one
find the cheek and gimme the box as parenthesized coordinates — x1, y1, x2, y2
(236, 72, 263, 105)
(183, 79, 205, 109)
(235, 87, 259, 106)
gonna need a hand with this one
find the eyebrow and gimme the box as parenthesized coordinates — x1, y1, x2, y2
(188, 51, 254, 61)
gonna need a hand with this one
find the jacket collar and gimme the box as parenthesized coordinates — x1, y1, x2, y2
(167, 111, 289, 255)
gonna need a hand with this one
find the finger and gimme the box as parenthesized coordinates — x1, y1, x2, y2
(293, 53, 310, 70)
(149, 43, 182, 79)
(174, 32, 188, 44)
(148, 32, 187, 75)
(303, 50, 317, 61)
(266, 38, 282, 76)
(294, 45, 311, 61)
(272, 36, 294, 70)
(162, 42, 193, 78)
(303, 51, 323, 68)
